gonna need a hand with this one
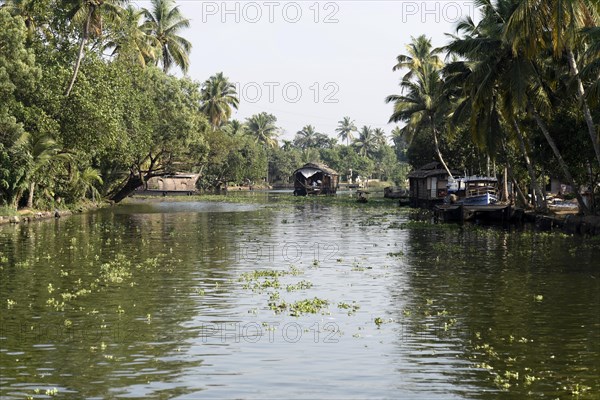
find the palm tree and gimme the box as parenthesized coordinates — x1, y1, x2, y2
(143, 0, 191, 74)
(354, 126, 376, 157)
(387, 36, 452, 177)
(335, 116, 357, 146)
(22, 132, 68, 208)
(104, 5, 158, 67)
(223, 119, 247, 136)
(294, 125, 319, 149)
(582, 26, 600, 106)
(64, 0, 126, 96)
(444, 0, 591, 213)
(70, 166, 103, 201)
(506, 0, 600, 168)
(373, 128, 387, 148)
(393, 34, 444, 83)
(199, 72, 239, 130)
(443, 0, 546, 209)
(245, 112, 279, 148)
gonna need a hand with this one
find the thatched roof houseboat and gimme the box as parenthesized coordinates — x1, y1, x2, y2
(292, 163, 339, 196)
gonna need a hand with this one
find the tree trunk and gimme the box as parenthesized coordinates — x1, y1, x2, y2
(430, 117, 453, 179)
(502, 167, 509, 203)
(530, 104, 590, 215)
(566, 48, 600, 168)
(110, 174, 145, 203)
(512, 177, 529, 208)
(65, 6, 93, 97)
(27, 181, 35, 209)
(512, 118, 545, 210)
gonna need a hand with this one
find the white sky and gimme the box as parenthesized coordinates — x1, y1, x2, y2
(136, 1, 478, 141)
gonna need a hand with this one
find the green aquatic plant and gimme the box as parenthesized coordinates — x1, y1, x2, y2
(286, 280, 313, 292)
(100, 254, 132, 284)
(289, 297, 329, 317)
(337, 301, 360, 315)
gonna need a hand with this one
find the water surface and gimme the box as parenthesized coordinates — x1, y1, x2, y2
(1, 198, 599, 399)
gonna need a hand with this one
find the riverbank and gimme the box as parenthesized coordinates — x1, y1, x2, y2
(0, 201, 110, 225)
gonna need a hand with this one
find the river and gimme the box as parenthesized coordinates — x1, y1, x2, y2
(1, 196, 599, 399)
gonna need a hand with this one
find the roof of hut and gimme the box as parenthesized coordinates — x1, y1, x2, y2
(294, 162, 338, 178)
(408, 162, 458, 179)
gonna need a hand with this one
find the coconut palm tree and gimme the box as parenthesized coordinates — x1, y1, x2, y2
(443, 0, 546, 209)
(506, 0, 600, 168)
(294, 125, 319, 149)
(223, 119, 247, 136)
(335, 116, 357, 146)
(199, 72, 239, 130)
(582, 26, 600, 106)
(444, 0, 591, 213)
(22, 132, 68, 208)
(104, 4, 158, 67)
(373, 128, 387, 148)
(143, 0, 191, 74)
(64, 0, 126, 96)
(245, 112, 279, 148)
(354, 126, 376, 157)
(387, 35, 453, 177)
(393, 34, 444, 83)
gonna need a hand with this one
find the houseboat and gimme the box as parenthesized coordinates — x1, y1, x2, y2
(446, 176, 499, 205)
(292, 163, 339, 196)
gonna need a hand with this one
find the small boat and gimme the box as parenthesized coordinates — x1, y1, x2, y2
(446, 176, 499, 206)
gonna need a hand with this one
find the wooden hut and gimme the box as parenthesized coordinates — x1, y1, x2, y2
(292, 163, 339, 196)
(408, 162, 458, 207)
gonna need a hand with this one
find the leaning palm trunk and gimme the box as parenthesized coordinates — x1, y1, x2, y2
(529, 104, 590, 215)
(512, 119, 546, 210)
(566, 49, 600, 168)
(65, 6, 94, 96)
(430, 117, 453, 178)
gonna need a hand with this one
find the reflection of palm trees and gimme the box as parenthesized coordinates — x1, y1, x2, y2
(396, 226, 600, 397)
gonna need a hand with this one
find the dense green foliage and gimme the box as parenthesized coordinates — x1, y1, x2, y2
(1, 0, 599, 213)
(388, 0, 600, 213)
